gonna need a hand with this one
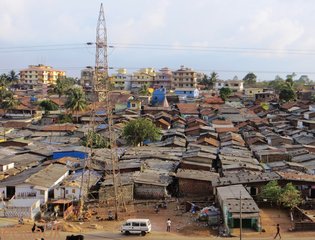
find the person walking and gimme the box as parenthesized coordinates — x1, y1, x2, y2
(274, 224, 281, 239)
(166, 218, 171, 232)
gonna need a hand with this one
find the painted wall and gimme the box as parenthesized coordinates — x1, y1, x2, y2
(53, 151, 87, 160)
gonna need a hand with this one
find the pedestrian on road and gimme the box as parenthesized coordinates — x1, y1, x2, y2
(274, 224, 281, 239)
(166, 218, 171, 232)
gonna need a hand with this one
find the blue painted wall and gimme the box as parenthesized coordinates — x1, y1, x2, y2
(175, 89, 199, 98)
(53, 151, 88, 160)
(151, 87, 166, 105)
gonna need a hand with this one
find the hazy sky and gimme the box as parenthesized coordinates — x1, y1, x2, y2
(1, 0, 315, 80)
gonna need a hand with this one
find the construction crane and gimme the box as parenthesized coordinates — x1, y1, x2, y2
(78, 3, 126, 221)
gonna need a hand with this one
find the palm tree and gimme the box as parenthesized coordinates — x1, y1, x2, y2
(0, 74, 9, 86)
(209, 72, 218, 89)
(65, 87, 87, 123)
(7, 70, 18, 83)
(0, 90, 17, 116)
(54, 78, 66, 98)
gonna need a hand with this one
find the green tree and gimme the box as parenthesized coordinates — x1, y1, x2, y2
(123, 118, 161, 146)
(82, 130, 107, 148)
(57, 114, 73, 123)
(243, 72, 257, 86)
(200, 74, 210, 89)
(0, 74, 9, 86)
(0, 87, 17, 116)
(279, 88, 296, 102)
(209, 72, 218, 89)
(54, 77, 76, 97)
(7, 70, 19, 82)
(279, 183, 303, 209)
(259, 180, 282, 204)
(65, 87, 87, 123)
(138, 84, 150, 96)
(39, 100, 59, 112)
(219, 87, 232, 101)
(268, 77, 286, 93)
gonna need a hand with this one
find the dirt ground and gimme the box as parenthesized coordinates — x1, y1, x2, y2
(1, 202, 315, 239)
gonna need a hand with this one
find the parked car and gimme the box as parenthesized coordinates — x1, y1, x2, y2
(121, 218, 151, 236)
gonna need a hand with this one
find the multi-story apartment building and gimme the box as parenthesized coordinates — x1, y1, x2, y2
(110, 68, 132, 90)
(80, 68, 94, 89)
(19, 64, 65, 85)
(214, 79, 244, 92)
(172, 66, 200, 90)
(154, 67, 172, 90)
(130, 68, 156, 91)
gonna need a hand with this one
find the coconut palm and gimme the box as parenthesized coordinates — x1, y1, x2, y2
(209, 71, 218, 89)
(54, 77, 76, 97)
(0, 90, 17, 116)
(65, 87, 87, 122)
(7, 70, 19, 82)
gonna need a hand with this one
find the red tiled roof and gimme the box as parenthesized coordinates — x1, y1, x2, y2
(196, 137, 220, 147)
(185, 125, 202, 133)
(212, 119, 233, 125)
(204, 96, 224, 104)
(42, 124, 77, 132)
(2, 121, 29, 128)
(176, 103, 199, 114)
(215, 127, 238, 133)
(156, 118, 171, 127)
(281, 101, 297, 110)
(50, 97, 66, 107)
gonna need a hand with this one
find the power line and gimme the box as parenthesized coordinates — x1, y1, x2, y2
(1, 66, 315, 76)
(1, 42, 315, 55)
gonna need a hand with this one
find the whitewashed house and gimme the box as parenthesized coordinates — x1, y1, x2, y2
(54, 170, 101, 200)
(0, 164, 69, 204)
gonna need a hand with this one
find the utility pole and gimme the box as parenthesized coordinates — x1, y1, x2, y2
(240, 189, 242, 240)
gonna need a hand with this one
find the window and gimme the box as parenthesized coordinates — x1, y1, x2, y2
(132, 222, 140, 227)
(249, 91, 252, 94)
(40, 190, 45, 195)
(131, 104, 136, 107)
(140, 222, 146, 226)
(124, 222, 131, 226)
(66, 190, 69, 194)
(184, 91, 186, 94)
(72, 189, 76, 193)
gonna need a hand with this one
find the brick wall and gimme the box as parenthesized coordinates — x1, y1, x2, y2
(178, 178, 213, 197)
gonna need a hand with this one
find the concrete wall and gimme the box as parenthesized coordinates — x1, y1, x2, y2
(134, 183, 167, 199)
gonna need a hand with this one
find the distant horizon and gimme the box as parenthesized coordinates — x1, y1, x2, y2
(1, 0, 315, 80)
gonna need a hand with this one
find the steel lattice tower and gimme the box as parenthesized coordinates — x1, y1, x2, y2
(88, 3, 126, 220)
(94, 3, 108, 97)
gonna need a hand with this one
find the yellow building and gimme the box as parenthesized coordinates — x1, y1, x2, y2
(110, 68, 132, 90)
(131, 68, 156, 91)
(20, 64, 65, 85)
(243, 88, 264, 98)
(172, 65, 200, 89)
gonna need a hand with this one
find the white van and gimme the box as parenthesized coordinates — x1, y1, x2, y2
(121, 218, 151, 236)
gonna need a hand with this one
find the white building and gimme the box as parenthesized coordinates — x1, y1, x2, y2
(214, 80, 244, 92)
(0, 164, 69, 204)
(54, 170, 101, 200)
